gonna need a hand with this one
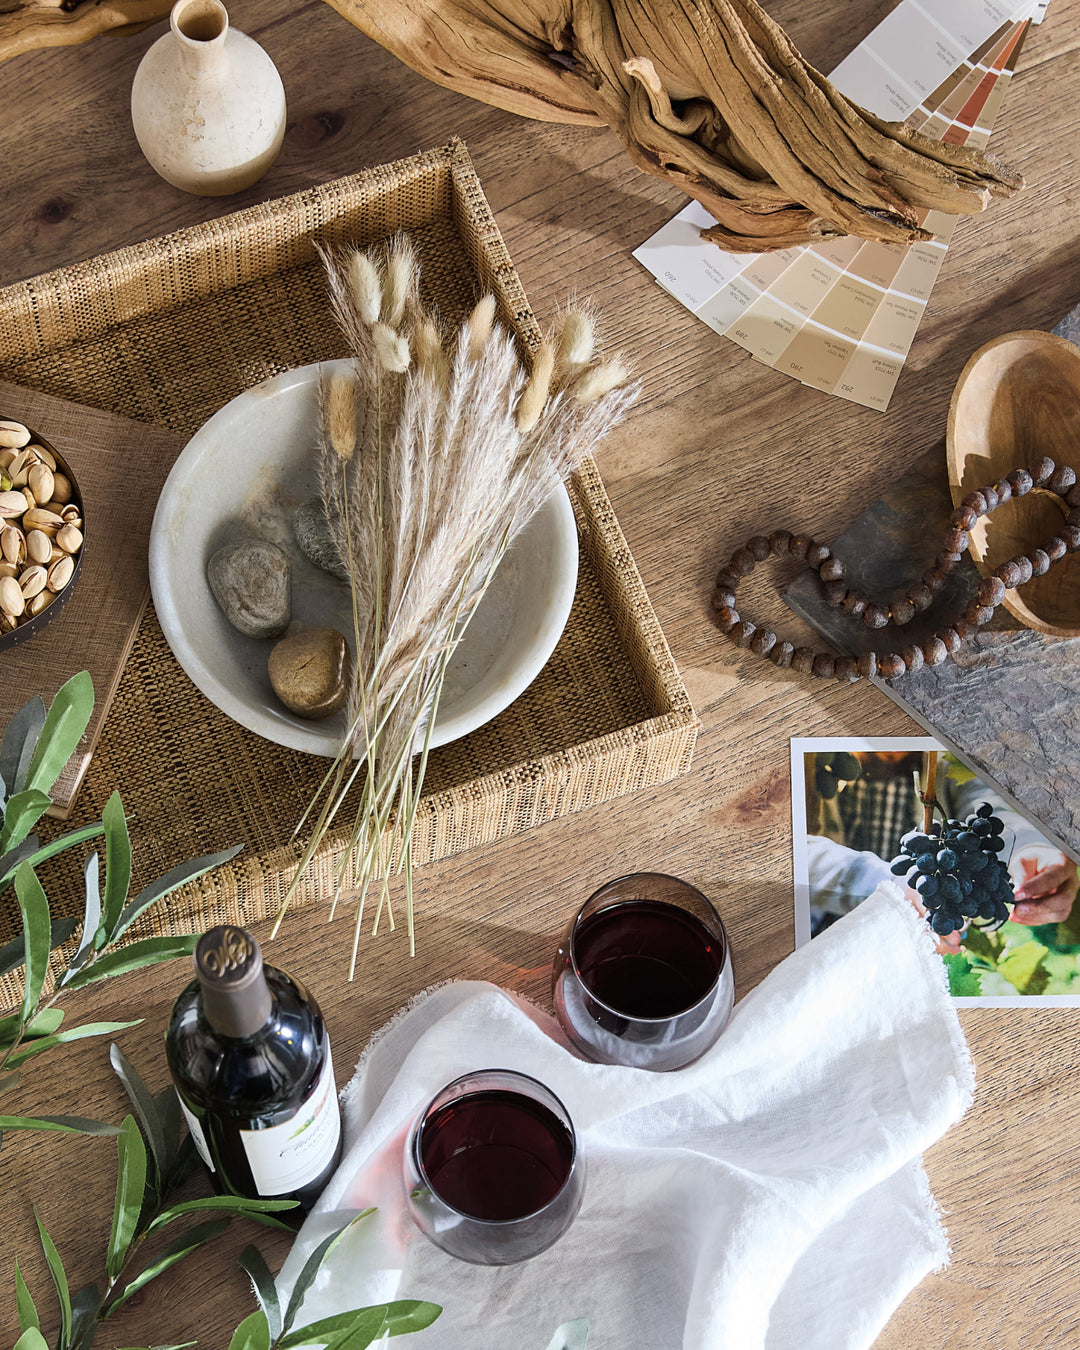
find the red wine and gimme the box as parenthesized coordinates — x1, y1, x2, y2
(572, 898, 722, 1016)
(166, 926, 342, 1215)
(420, 1088, 574, 1222)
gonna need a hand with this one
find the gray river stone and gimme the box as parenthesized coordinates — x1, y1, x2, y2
(207, 539, 291, 639)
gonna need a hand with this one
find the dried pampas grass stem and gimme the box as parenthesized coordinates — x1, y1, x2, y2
(273, 236, 638, 974)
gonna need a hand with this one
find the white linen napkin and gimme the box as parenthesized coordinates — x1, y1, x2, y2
(278, 883, 973, 1350)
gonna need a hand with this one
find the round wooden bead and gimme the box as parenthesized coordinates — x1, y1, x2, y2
(951, 505, 978, 530)
(819, 557, 846, 582)
(729, 548, 757, 577)
(877, 652, 906, 679)
(962, 490, 988, 515)
(944, 527, 969, 553)
(922, 637, 948, 666)
(791, 646, 816, 674)
(939, 627, 962, 655)
(822, 580, 847, 607)
(769, 640, 794, 668)
(768, 530, 794, 556)
(1029, 457, 1055, 488)
(1007, 468, 1033, 497)
(806, 542, 831, 569)
(841, 593, 867, 617)
(1049, 465, 1077, 495)
(834, 656, 859, 683)
(750, 627, 777, 656)
(1062, 524, 1080, 551)
(890, 597, 916, 626)
(856, 651, 877, 679)
(863, 602, 890, 629)
(965, 603, 995, 627)
(901, 644, 924, 672)
(994, 558, 1024, 589)
(790, 535, 814, 559)
(715, 567, 741, 592)
(1030, 549, 1050, 577)
(730, 619, 756, 648)
(993, 478, 1012, 505)
(1011, 556, 1033, 586)
(924, 570, 947, 595)
(980, 486, 999, 513)
(747, 535, 772, 562)
(715, 605, 740, 633)
(908, 584, 934, 613)
(977, 576, 1006, 607)
(712, 588, 737, 611)
(811, 653, 836, 680)
(1046, 537, 1068, 562)
(935, 550, 962, 571)
(953, 618, 975, 639)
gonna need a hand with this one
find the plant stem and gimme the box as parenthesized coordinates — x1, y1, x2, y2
(921, 750, 938, 835)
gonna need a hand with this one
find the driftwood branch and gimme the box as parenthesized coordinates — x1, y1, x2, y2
(2, 0, 1023, 251)
(324, 0, 1023, 250)
(0, 0, 165, 61)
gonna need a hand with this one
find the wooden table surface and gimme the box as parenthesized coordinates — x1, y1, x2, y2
(2, 2, 1078, 1346)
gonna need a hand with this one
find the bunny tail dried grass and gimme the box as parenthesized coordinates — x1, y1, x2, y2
(278, 240, 639, 971)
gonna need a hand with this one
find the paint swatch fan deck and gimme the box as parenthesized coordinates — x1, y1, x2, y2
(634, 0, 1047, 412)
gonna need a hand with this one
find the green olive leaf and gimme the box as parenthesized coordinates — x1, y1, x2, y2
(14, 862, 51, 1023)
(34, 1208, 72, 1345)
(107, 1115, 148, 1279)
(99, 792, 132, 948)
(62, 935, 200, 991)
(228, 1309, 272, 1350)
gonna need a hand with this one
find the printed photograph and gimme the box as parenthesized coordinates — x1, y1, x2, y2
(791, 737, 1080, 1006)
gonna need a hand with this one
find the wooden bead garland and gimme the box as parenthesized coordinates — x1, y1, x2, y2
(712, 457, 1079, 683)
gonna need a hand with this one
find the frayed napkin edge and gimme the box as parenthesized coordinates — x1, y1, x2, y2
(874, 879, 976, 1117)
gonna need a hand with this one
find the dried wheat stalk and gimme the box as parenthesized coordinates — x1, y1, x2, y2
(273, 237, 638, 973)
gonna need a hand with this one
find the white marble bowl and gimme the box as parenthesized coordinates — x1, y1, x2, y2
(149, 361, 578, 756)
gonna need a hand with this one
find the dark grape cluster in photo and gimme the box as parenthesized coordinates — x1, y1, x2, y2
(890, 803, 1013, 936)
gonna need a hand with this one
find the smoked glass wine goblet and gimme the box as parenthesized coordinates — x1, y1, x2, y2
(403, 1068, 585, 1264)
(553, 872, 735, 1071)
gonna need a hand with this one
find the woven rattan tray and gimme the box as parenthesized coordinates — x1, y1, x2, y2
(0, 141, 698, 986)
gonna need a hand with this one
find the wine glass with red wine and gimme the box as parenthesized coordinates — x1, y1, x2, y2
(552, 872, 734, 1071)
(403, 1069, 585, 1264)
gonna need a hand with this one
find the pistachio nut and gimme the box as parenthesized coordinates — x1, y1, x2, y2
(26, 530, 51, 565)
(0, 561, 17, 580)
(27, 443, 56, 470)
(56, 523, 83, 554)
(24, 507, 64, 531)
(60, 506, 82, 526)
(0, 524, 25, 564)
(28, 464, 54, 504)
(0, 491, 27, 518)
(28, 589, 54, 617)
(0, 420, 31, 450)
(50, 473, 73, 505)
(19, 564, 47, 599)
(47, 554, 74, 592)
(0, 574, 25, 616)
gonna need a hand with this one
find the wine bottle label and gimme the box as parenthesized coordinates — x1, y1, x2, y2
(176, 1096, 217, 1174)
(239, 1050, 341, 1196)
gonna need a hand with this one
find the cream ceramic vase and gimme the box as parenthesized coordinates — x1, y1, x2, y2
(131, 0, 287, 196)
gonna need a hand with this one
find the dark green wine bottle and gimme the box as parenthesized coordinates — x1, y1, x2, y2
(165, 925, 342, 1213)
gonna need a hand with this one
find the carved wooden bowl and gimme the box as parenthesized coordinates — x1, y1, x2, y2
(947, 330, 1080, 638)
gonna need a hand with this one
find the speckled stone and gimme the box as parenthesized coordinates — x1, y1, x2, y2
(293, 496, 349, 582)
(268, 627, 350, 719)
(207, 540, 290, 638)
